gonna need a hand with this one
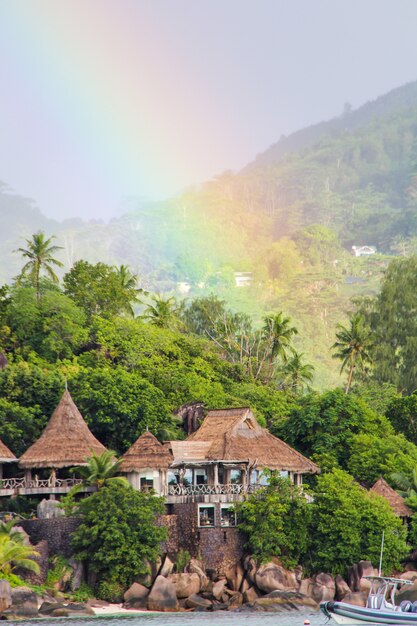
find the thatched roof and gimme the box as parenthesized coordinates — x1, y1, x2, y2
(371, 477, 412, 518)
(186, 408, 319, 473)
(170, 441, 212, 465)
(119, 431, 173, 472)
(0, 439, 17, 463)
(19, 390, 107, 469)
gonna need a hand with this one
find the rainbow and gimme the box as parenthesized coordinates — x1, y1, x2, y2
(2, 1, 223, 209)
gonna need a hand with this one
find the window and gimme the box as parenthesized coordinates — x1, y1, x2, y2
(230, 469, 242, 484)
(259, 471, 270, 486)
(140, 476, 154, 491)
(198, 505, 215, 527)
(167, 470, 179, 485)
(221, 505, 236, 527)
(195, 469, 207, 485)
(139, 470, 156, 492)
(183, 469, 192, 486)
(280, 470, 289, 479)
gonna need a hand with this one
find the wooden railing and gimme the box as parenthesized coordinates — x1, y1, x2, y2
(0, 477, 86, 492)
(166, 483, 261, 496)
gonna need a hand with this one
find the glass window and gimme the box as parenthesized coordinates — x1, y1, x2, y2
(198, 505, 215, 527)
(221, 505, 236, 527)
(195, 469, 207, 485)
(250, 470, 258, 484)
(140, 476, 154, 491)
(259, 471, 270, 486)
(167, 470, 179, 485)
(183, 469, 192, 486)
(280, 470, 289, 479)
(230, 469, 242, 484)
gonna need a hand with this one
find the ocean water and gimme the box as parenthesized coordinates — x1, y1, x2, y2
(17, 611, 327, 626)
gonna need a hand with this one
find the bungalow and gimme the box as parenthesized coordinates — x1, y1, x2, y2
(0, 439, 17, 481)
(370, 477, 412, 519)
(17, 390, 107, 496)
(351, 245, 377, 257)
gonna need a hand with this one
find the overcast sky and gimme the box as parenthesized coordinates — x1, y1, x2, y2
(0, 0, 416, 221)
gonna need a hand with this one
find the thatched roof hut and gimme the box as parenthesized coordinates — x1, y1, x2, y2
(186, 407, 319, 473)
(19, 390, 107, 469)
(119, 431, 173, 472)
(0, 439, 17, 463)
(370, 477, 412, 518)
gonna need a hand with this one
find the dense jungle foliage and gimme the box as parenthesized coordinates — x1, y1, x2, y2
(2, 232, 417, 580)
(2, 80, 417, 581)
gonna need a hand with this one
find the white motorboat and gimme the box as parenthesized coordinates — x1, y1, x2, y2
(320, 576, 416, 624)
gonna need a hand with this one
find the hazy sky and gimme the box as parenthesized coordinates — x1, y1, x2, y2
(0, 0, 416, 221)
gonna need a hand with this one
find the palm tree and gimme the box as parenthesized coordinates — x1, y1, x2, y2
(142, 294, 182, 329)
(390, 468, 417, 510)
(114, 264, 146, 316)
(71, 450, 129, 489)
(0, 518, 23, 542)
(0, 535, 40, 576)
(16, 231, 63, 300)
(280, 350, 314, 394)
(331, 313, 373, 393)
(262, 312, 298, 380)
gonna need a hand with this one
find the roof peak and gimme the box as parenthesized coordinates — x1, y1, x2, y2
(19, 390, 106, 469)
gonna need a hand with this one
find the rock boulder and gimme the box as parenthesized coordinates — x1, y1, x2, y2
(185, 594, 212, 610)
(255, 562, 295, 593)
(342, 591, 367, 607)
(2, 587, 39, 619)
(123, 582, 149, 609)
(335, 575, 351, 601)
(0, 580, 12, 613)
(147, 576, 179, 612)
(168, 572, 201, 598)
(252, 590, 318, 612)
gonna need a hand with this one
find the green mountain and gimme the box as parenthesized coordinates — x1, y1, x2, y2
(2, 79, 417, 387)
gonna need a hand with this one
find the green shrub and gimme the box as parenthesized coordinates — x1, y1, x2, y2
(71, 582, 94, 603)
(175, 549, 190, 573)
(96, 579, 124, 603)
(1, 572, 26, 587)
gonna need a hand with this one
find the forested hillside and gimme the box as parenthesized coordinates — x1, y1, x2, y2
(1, 79, 417, 386)
(3, 242, 417, 580)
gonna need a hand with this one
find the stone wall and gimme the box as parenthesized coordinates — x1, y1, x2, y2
(20, 518, 81, 557)
(172, 502, 244, 576)
(20, 506, 243, 577)
(157, 514, 178, 554)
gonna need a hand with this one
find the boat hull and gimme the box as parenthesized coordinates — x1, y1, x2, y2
(321, 601, 417, 625)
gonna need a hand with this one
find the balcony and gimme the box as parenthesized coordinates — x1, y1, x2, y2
(164, 482, 264, 503)
(0, 477, 94, 497)
(166, 482, 261, 496)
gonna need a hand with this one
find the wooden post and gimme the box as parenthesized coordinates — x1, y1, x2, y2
(213, 463, 219, 486)
(24, 468, 32, 486)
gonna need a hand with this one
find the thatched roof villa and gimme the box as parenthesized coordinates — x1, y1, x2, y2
(185, 407, 318, 478)
(18, 390, 107, 479)
(370, 477, 412, 519)
(0, 439, 17, 479)
(119, 430, 173, 491)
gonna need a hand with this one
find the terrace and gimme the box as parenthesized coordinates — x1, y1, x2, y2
(0, 476, 94, 497)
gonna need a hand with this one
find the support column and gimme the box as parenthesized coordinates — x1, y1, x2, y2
(24, 468, 32, 487)
(213, 463, 219, 486)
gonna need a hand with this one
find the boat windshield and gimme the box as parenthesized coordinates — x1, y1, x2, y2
(364, 576, 412, 610)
